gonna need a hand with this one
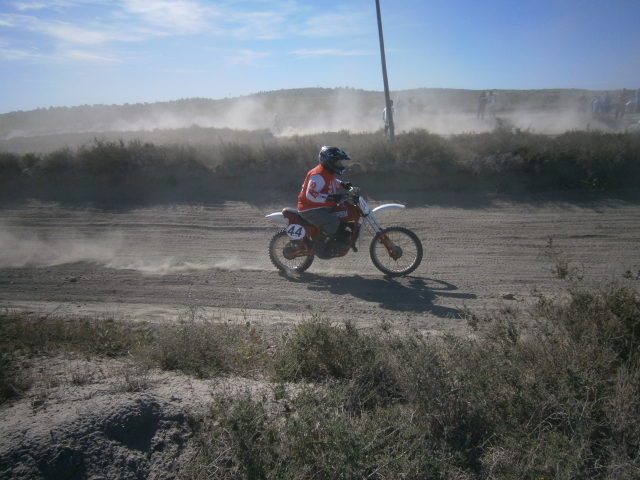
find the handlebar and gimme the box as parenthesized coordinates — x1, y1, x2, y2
(334, 186, 360, 205)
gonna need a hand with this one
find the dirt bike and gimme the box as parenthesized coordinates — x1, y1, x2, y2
(265, 187, 423, 276)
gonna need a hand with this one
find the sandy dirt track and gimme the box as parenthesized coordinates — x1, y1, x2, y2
(2, 192, 640, 335)
(3, 191, 640, 479)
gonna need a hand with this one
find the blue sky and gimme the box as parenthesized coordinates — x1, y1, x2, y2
(1, 0, 639, 113)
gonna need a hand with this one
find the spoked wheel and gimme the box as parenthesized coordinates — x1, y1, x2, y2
(269, 230, 314, 273)
(370, 226, 423, 276)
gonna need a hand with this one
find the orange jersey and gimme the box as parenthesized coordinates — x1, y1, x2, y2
(297, 164, 341, 211)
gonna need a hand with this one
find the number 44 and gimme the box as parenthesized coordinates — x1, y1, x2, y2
(286, 225, 305, 239)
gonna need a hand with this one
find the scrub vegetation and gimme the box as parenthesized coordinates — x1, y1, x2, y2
(1, 126, 639, 205)
(2, 277, 640, 479)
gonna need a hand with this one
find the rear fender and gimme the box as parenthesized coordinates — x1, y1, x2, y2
(265, 212, 288, 227)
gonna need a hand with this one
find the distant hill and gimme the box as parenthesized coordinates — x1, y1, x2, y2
(0, 87, 632, 153)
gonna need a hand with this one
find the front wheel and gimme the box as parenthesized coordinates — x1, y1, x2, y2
(269, 230, 314, 273)
(370, 226, 423, 276)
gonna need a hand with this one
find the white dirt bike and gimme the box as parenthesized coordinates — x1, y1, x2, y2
(265, 187, 423, 276)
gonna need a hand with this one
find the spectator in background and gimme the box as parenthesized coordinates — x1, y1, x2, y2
(488, 91, 497, 118)
(577, 91, 588, 115)
(602, 92, 612, 114)
(382, 100, 394, 136)
(272, 114, 281, 135)
(592, 96, 601, 116)
(616, 89, 627, 118)
(477, 91, 487, 119)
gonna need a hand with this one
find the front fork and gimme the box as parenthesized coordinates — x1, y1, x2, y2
(362, 216, 401, 260)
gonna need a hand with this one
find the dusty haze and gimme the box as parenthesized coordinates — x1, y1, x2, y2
(1, 88, 633, 154)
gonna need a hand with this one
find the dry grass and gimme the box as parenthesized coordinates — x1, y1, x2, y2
(2, 276, 640, 478)
(0, 311, 268, 402)
(184, 282, 640, 479)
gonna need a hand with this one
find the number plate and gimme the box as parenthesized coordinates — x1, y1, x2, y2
(286, 224, 306, 239)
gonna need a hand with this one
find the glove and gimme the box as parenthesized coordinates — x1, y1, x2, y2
(327, 194, 345, 203)
(340, 182, 353, 189)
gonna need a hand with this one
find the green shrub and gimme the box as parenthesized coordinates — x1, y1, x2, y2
(40, 146, 75, 174)
(0, 152, 22, 178)
(151, 320, 269, 379)
(188, 284, 640, 478)
(5, 128, 640, 197)
(274, 318, 376, 381)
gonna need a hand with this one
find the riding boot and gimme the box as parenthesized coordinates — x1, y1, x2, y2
(311, 231, 332, 259)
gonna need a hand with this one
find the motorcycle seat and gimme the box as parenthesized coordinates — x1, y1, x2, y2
(282, 207, 313, 226)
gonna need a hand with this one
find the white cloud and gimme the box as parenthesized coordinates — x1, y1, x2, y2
(122, 0, 216, 34)
(0, 45, 44, 60)
(227, 11, 288, 40)
(294, 11, 372, 37)
(66, 49, 127, 61)
(0, 0, 372, 67)
(225, 49, 269, 65)
(0, 13, 38, 28)
(13, 2, 51, 11)
(13, 1, 69, 11)
(0, 11, 151, 46)
(291, 48, 374, 58)
(39, 21, 114, 44)
(12, 1, 107, 11)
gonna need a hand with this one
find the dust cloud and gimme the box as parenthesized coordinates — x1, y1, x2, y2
(0, 226, 263, 274)
(2, 89, 614, 144)
(100, 104, 600, 137)
(0, 228, 122, 268)
(105, 257, 263, 275)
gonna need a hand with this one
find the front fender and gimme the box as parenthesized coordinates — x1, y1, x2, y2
(265, 212, 288, 227)
(371, 203, 405, 216)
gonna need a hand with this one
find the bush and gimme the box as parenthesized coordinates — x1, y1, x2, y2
(0, 152, 22, 178)
(0, 311, 151, 357)
(3, 282, 640, 478)
(4, 128, 640, 202)
(40, 146, 75, 174)
(151, 320, 267, 379)
(188, 284, 640, 479)
(274, 318, 376, 381)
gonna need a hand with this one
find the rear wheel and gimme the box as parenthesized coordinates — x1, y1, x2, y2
(269, 230, 314, 273)
(370, 226, 423, 276)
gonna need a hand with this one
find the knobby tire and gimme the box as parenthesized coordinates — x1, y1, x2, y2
(269, 230, 314, 273)
(369, 226, 423, 276)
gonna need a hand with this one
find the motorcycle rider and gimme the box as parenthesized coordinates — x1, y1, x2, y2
(298, 146, 353, 259)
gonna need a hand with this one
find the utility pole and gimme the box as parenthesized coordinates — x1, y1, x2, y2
(375, 0, 394, 143)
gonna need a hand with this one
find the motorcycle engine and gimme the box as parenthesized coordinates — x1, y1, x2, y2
(326, 233, 351, 257)
(326, 241, 350, 257)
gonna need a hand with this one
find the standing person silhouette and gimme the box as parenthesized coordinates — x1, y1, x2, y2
(477, 91, 487, 119)
(382, 100, 394, 136)
(616, 89, 628, 118)
(488, 91, 497, 118)
(602, 92, 612, 114)
(577, 91, 588, 116)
